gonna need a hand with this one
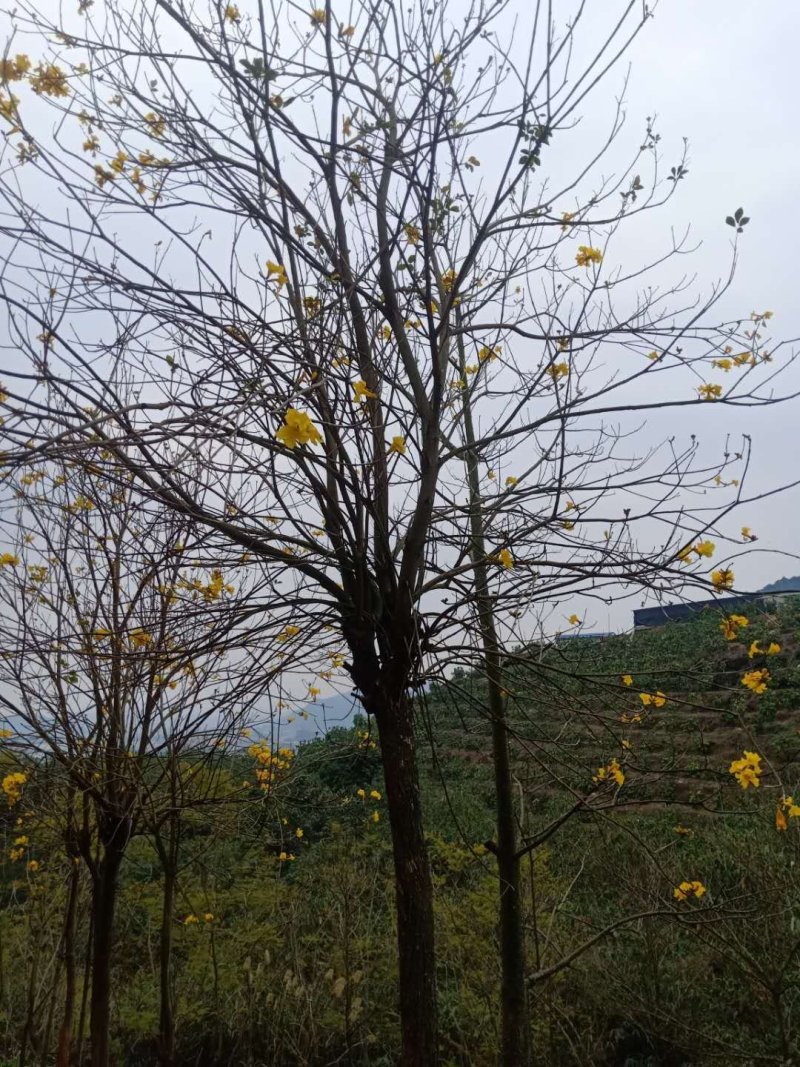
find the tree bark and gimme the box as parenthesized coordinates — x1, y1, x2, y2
(158, 854, 177, 1067)
(89, 838, 125, 1067)
(55, 859, 80, 1067)
(372, 694, 438, 1066)
(458, 316, 530, 1066)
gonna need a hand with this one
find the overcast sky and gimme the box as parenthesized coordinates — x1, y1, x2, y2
(534, 0, 800, 632)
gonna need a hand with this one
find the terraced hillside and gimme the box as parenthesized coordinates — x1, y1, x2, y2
(423, 595, 800, 813)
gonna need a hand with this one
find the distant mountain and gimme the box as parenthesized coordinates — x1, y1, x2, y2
(281, 690, 363, 744)
(760, 575, 800, 594)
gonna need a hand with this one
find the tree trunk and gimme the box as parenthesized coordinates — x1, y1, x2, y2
(56, 859, 80, 1067)
(373, 695, 438, 1066)
(458, 316, 530, 1066)
(158, 859, 177, 1067)
(90, 840, 125, 1067)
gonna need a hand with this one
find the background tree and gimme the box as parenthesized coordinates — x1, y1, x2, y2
(0, 449, 278, 1067)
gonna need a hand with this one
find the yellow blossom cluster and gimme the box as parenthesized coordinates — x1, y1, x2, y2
(729, 750, 762, 788)
(276, 408, 321, 449)
(266, 260, 288, 288)
(179, 569, 234, 602)
(356, 729, 376, 751)
(741, 668, 770, 694)
(30, 63, 70, 98)
(478, 345, 500, 362)
(698, 383, 722, 401)
(776, 795, 800, 831)
(491, 548, 513, 569)
(748, 640, 780, 659)
(673, 880, 706, 902)
(639, 692, 666, 708)
(592, 757, 624, 787)
(575, 245, 602, 267)
(0, 54, 31, 81)
(353, 379, 376, 402)
(2, 771, 27, 806)
(249, 741, 294, 791)
(711, 568, 734, 591)
(546, 361, 569, 380)
(277, 624, 300, 643)
(720, 614, 749, 640)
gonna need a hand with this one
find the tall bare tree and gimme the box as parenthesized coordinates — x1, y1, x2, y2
(0, 1, 796, 1061)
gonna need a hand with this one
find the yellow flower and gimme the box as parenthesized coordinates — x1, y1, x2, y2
(353, 379, 376, 402)
(729, 749, 762, 788)
(568, 614, 580, 625)
(0, 553, 20, 567)
(278, 851, 295, 862)
(295, 827, 304, 839)
(575, 245, 602, 267)
(720, 614, 748, 640)
(277, 624, 300, 642)
(776, 795, 800, 832)
(693, 540, 715, 559)
(388, 435, 406, 456)
(265, 260, 289, 288)
(492, 548, 513, 569)
(307, 685, 320, 699)
(370, 810, 380, 823)
(766, 642, 781, 656)
(478, 345, 500, 362)
(184, 914, 199, 925)
(711, 568, 734, 590)
(204, 912, 214, 922)
(356, 788, 365, 799)
(741, 669, 769, 695)
(2, 772, 27, 806)
(711, 358, 733, 372)
(276, 408, 322, 449)
(673, 880, 706, 902)
(698, 383, 722, 401)
(224, 4, 241, 21)
(674, 826, 693, 837)
(129, 629, 152, 649)
(546, 361, 569, 380)
(621, 674, 633, 687)
(26, 859, 39, 873)
(30, 63, 70, 97)
(505, 476, 518, 487)
(440, 268, 457, 293)
(403, 223, 420, 245)
(369, 789, 381, 800)
(639, 692, 666, 708)
(560, 211, 575, 231)
(0, 55, 31, 81)
(593, 758, 624, 787)
(310, 8, 326, 24)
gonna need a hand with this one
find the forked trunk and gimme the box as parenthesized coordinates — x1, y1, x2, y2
(90, 839, 125, 1067)
(372, 694, 438, 1066)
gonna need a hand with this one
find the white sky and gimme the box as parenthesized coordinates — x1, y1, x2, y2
(546, 0, 800, 630)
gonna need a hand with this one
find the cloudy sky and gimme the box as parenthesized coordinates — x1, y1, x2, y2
(529, 0, 800, 632)
(623, 0, 800, 581)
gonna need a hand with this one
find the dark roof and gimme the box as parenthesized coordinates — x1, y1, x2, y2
(633, 592, 791, 629)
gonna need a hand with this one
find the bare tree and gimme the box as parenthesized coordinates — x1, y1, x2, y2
(0, 450, 278, 1067)
(0, 1, 796, 1062)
